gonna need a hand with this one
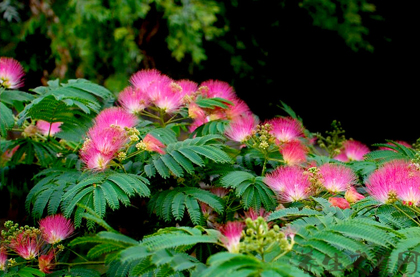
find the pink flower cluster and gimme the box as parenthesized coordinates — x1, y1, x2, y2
(36, 120, 63, 136)
(80, 107, 137, 171)
(2, 214, 74, 273)
(366, 159, 420, 205)
(318, 163, 358, 193)
(0, 57, 25, 89)
(334, 140, 370, 162)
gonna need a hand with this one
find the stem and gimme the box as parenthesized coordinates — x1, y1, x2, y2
(64, 246, 89, 262)
(261, 153, 268, 176)
(393, 203, 420, 227)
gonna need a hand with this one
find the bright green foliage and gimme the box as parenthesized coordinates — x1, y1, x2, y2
(220, 171, 277, 211)
(148, 187, 224, 224)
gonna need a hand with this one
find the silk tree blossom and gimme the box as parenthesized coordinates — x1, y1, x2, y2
(365, 160, 420, 205)
(118, 86, 150, 114)
(318, 163, 358, 193)
(243, 207, 271, 221)
(136, 134, 166, 154)
(264, 166, 312, 202)
(0, 247, 7, 271)
(345, 186, 365, 203)
(9, 232, 43, 260)
(152, 82, 184, 114)
(267, 117, 304, 143)
(224, 115, 259, 143)
(94, 107, 138, 130)
(224, 99, 253, 121)
(0, 57, 25, 89)
(279, 140, 308, 166)
(333, 140, 370, 162)
(209, 187, 230, 198)
(129, 69, 171, 91)
(87, 126, 128, 156)
(39, 214, 75, 244)
(188, 102, 207, 120)
(177, 79, 198, 104)
(36, 120, 63, 136)
(38, 251, 55, 274)
(189, 117, 209, 133)
(80, 140, 114, 171)
(219, 221, 244, 253)
(198, 80, 237, 101)
(328, 197, 351, 209)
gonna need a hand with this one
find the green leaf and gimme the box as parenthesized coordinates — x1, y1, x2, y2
(0, 102, 15, 137)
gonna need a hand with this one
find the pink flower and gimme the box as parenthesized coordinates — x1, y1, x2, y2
(318, 163, 358, 193)
(345, 186, 365, 203)
(36, 120, 63, 136)
(9, 232, 42, 260)
(188, 102, 207, 120)
(118, 86, 150, 114)
(279, 140, 308, 166)
(243, 207, 270, 221)
(0, 57, 25, 89)
(224, 99, 252, 121)
(152, 82, 184, 114)
(267, 117, 304, 143)
(177, 79, 198, 103)
(94, 107, 138, 130)
(129, 69, 171, 91)
(224, 115, 259, 143)
(334, 140, 370, 162)
(38, 250, 55, 274)
(365, 160, 420, 205)
(139, 134, 166, 154)
(189, 117, 209, 133)
(328, 197, 351, 209)
(87, 126, 128, 156)
(264, 166, 312, 203)
(0, 247, 7, 271)
(219, 221, 244, 253)
(80, 142, 114, 171)
(39, 214, 74, 244)
(198, 80, 237, 101)
(209, 187, 230, 198)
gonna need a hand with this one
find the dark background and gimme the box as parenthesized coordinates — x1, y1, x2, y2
(11, 0, 418, 147)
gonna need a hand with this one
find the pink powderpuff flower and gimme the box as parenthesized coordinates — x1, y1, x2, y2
(0, 247, 7, 271)
(153, 82, 184, 114)
(328, 197, 351, 209)
(242, 207, 271, 221)
(94, 107, 138, 130)
(9, 232, 42, 260)
(264, 166, 312, 202)
(198, 80, 237, 101)
(188, 102, 207, 120)
(139, 134, 166, 154)
(219, 221, 244, 253)
(80, 139, 114, 171)
(365, 159, 420, 204)
(0, 57, 25, 89)
(118, 86, 150, 114)
(209, 187, 230, 198)
(224, 115, 259, 143)
(129, 69, 172, 91)
(177, 79, 198, 103)
(36, 120, 63, 136)
(279, 140, 308, 166)
(379, 140, 412, 152)
(38, 250, 55, 274)
(224, 99, 253, 121)
(189, 117, 209, 133)
(39, 214, 74, 244)
(345, 186, 365, 203)
(318, 163, 358, 193)
(334, 140, 370, 162)
(87, 126, 128, 156)
(267, 117, 304, 143)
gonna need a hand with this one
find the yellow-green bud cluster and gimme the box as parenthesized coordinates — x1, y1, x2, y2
(251, 124, 275, 150)
(239, 216, 288, 255)
(1, 220, 41, 244)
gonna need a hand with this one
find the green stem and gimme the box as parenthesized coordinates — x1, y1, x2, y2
(64, 246, 89, 262)
(393, 203, 420, 227)
(261, 154, 268, 176)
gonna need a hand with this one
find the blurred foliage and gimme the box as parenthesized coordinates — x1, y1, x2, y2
(0, 0, 379, 92)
